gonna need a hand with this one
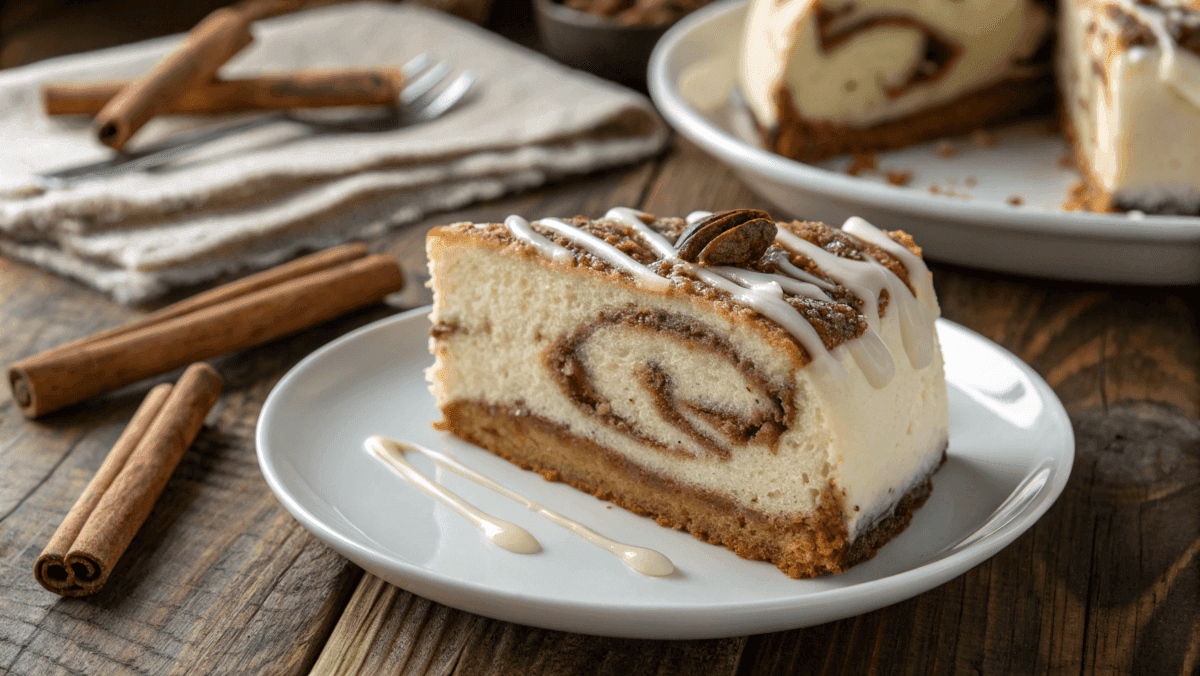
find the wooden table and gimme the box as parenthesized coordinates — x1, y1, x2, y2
(2, 134, 1198, 675)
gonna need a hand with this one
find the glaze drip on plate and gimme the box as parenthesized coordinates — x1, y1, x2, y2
(366, 435, 675, 577)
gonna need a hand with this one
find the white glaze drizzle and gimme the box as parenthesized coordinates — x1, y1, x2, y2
(770, 251, 840, 292)
(366, 435, 676, 577)
(504, 215, 574, 264)
(842, 217, 939, 317)
(682, 211, 896, 382)
(773, 223, 933, 371)
(366, 435, 540, 554)
(507, 215, 671, 292)
(710, 267, 832, 302)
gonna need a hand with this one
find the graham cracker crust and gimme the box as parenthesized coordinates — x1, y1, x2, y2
(766, 75, 1055, 164)
(436, 400, 945, 579)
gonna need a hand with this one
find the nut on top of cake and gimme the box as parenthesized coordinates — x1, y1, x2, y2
(426, 208, 948, 578)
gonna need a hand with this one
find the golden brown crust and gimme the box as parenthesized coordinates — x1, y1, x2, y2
(766, 75, 1055, 164)
(436, 400, 944, 578)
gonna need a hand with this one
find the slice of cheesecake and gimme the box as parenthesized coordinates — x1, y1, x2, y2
(1059, 0, 1200, 214)
(425, 208, 949, 578)
(739, 0, 1054, 162)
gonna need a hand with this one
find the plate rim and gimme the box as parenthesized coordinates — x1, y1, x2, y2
(646, 0, 1200, 243)
(256, 306, 1075, 638)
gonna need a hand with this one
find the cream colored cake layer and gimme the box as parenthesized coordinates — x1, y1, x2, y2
(427, 233, 948, 541)
(1060, 0, 1200, 212)
(740, 0, 1051, 128)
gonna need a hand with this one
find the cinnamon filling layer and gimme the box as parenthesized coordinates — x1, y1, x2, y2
(544, 307, 794, 461)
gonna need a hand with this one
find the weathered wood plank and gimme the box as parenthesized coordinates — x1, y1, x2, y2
(635, 137, 775, 217)
(313, 573, 745, 676)
(0, 269, 381, 673)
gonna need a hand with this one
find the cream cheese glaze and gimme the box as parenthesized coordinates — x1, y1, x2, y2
(739, 0, 1052, 128)
(367, 435, 676, 576)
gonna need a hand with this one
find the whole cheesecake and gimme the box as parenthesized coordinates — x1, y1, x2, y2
(739, 0, 1054, 163)
(425, 208, 949, 578)
(739, 0, 1200, 214)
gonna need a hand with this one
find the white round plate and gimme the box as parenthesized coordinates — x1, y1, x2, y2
(647, 0, 1200, 285)
(256, 307, 1073, 640)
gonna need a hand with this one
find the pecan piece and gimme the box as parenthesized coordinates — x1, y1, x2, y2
(675, 209, 777, 266)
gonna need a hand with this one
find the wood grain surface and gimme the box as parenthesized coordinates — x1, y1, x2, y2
(2, 133, 1197, 675)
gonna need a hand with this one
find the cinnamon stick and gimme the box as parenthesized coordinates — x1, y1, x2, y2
(35, 363, 223, 596)
(8, 246, 403, 418)
(94, 7, 255, 149)
(45, 70, 405, 117)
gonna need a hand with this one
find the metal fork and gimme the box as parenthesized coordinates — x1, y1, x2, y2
(34, 54, 477, 189)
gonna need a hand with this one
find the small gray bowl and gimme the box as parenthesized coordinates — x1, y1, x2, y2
(533, 0, 671, 89)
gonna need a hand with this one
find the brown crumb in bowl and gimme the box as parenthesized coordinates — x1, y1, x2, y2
(1008, 195, 1024, 206)
(935, 140, 956, 158)
(885, 169, 913, 186)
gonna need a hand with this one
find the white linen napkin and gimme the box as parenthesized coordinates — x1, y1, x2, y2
(0, 1, 667, 302)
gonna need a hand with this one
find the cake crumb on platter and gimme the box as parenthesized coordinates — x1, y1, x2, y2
(846, 152, 878, 176)
(1063, 180, 1094, 211)
(929, 184, 971, 199)
(935, 140, 957, 158)
(1007, 195, 1024, 206)
(885, 170, 913, 186)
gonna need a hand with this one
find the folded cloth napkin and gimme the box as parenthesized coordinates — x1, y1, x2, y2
(0, 1, 667, 303)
